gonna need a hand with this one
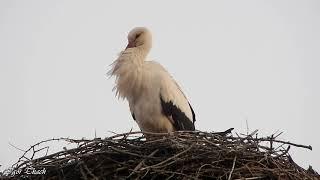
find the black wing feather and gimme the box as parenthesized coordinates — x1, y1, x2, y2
(160, 95, 195, 131)
(188, 102, 196, 124)
(131, 113, 136, 120)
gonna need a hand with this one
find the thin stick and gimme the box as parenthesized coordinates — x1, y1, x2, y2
(8, 142, 26, 153)
(141, 144, 194, 170)
(228, 156, 237, 180)
(128, 149, 159, 178)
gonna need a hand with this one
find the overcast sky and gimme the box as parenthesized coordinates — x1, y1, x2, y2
(1, 0, 319, 172)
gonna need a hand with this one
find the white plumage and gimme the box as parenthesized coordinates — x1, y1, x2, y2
(109, 27, 195, 133)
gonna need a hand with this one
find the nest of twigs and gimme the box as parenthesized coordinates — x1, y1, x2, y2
(1, 129, 319, 180)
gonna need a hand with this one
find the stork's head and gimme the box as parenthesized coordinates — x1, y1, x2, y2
(126, 27, 152, 52)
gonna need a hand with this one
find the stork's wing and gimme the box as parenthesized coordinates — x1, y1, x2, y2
(173, 80, 196, 124)
(158, 68, 196, 131)
(188, 101, 196, 124)
(131, 112, 136, 121)
(129, 101, 136, 121)
(160, 95, 195, 131)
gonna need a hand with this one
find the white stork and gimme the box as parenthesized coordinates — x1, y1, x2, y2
(109, 27, 196, 133)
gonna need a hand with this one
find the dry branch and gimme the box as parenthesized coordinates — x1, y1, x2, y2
(1, 130, 319, 180)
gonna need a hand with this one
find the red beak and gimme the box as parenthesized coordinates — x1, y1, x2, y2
(126, 41, 135, 49)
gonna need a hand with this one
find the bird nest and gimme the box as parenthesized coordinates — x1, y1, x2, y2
(1, 129, 319, 180)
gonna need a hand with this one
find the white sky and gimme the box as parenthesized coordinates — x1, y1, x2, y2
(1, 0, 319, 172)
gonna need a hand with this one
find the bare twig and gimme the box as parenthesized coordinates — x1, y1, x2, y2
(228, 156, 237, 180)
(3, 130, 318, 180)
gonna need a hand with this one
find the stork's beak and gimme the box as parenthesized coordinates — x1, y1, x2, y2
(126, 41, 135, 49)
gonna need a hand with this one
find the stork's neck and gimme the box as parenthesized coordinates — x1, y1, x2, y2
(111, 46, 150, 100)
(135, 44, 151, 59)
(123, 46, 150, 65)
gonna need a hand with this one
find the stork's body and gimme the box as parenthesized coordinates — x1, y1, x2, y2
(109, 27, 195, 133)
